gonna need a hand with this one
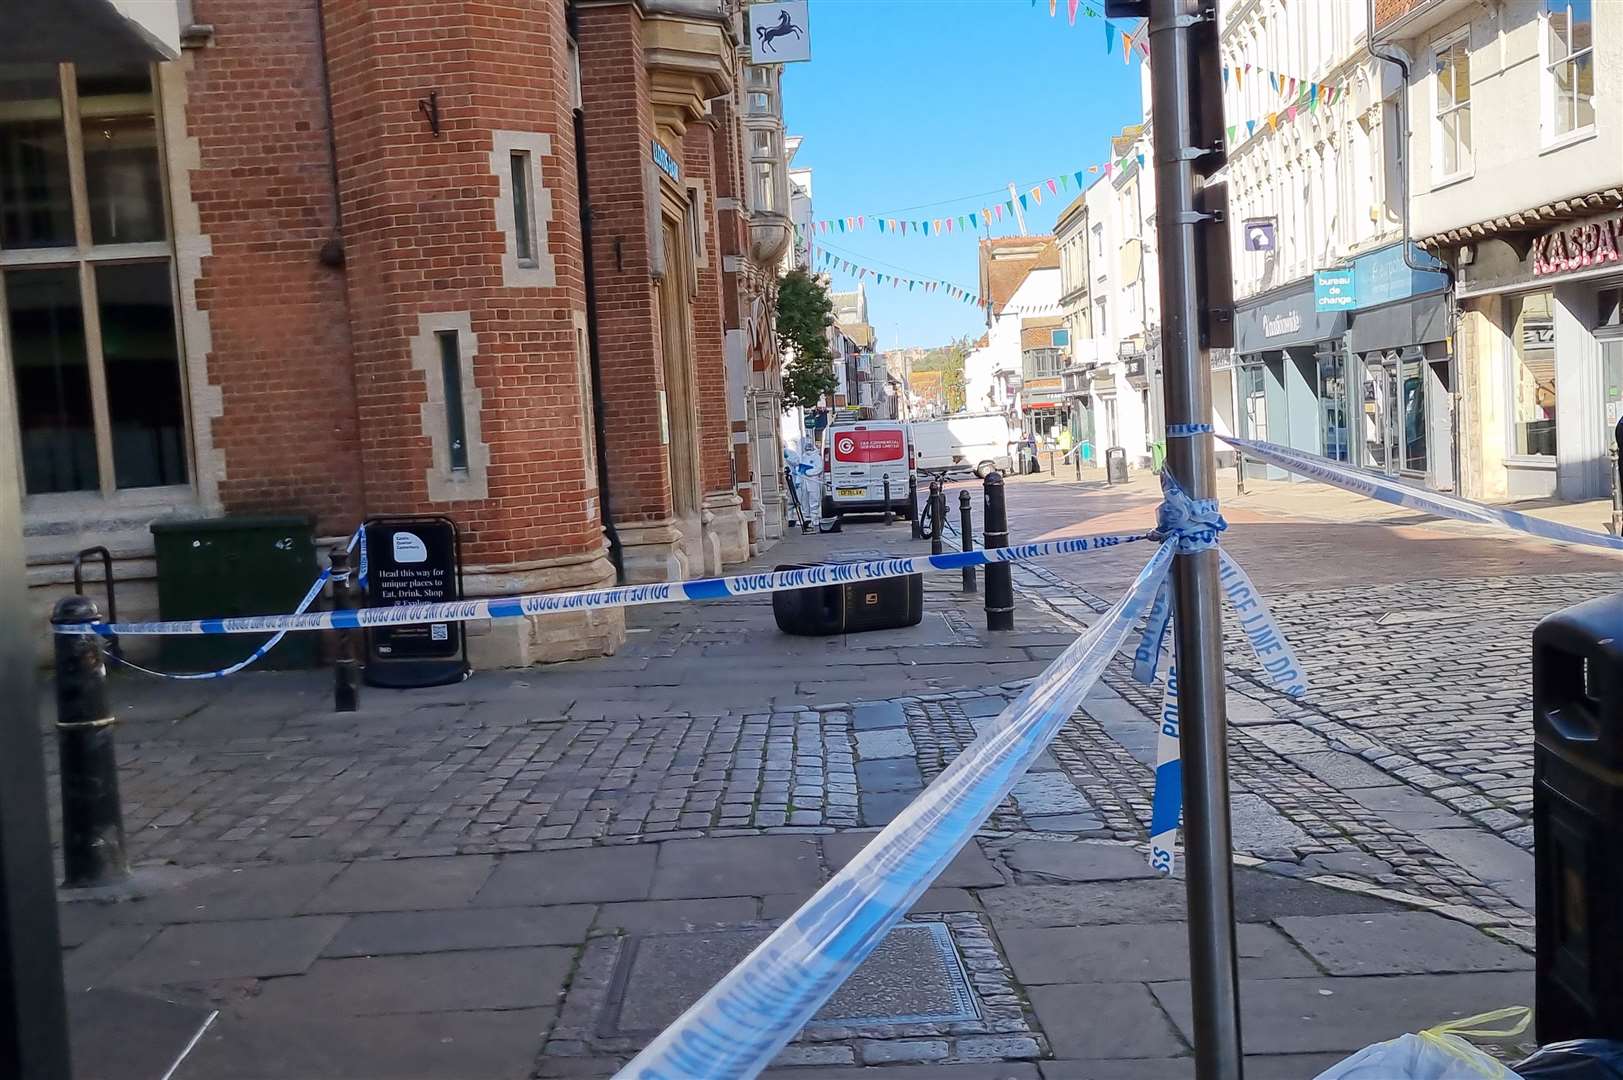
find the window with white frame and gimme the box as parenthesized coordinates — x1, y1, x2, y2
(1, 62, 189, 497)
(1432, 29, 1472, 181)
(1090, 222, 1104, 266)
(1543, 0, 1595, 140)
(748, 127, 781, 215)
(744, 65, 776, 117)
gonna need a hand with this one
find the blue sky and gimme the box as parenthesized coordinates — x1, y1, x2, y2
(781, 0, 1146, 351)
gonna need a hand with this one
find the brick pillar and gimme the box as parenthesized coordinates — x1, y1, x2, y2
(321, 0, 621, 665)
(685, 117, 749, 568)
(576, 0, 736, 582)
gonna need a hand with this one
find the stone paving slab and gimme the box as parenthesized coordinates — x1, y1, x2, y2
(176, 1004, 556, 1080)
(1149, 971, 1536, 1055)
(594, 897, 759, 934)
(1274, 912, 1533, 975)
(1001, 923, 1318, 985)
(649, 836, 823, 899)
(1026, 983, 1189, 1060)
(110, 916, 344, 984)
(997, 840, 1161, 884)
(1036, 1054, 1350, 1079)
(323, 905, 597, 957)
(254, 946, 576, 1015)
(474, 846, 657, 907)
(105, 863, 345, 924)
(303, 855, 496, 913)
(761, 1065, 1040, 1079)
(822, 832, 1004, 888)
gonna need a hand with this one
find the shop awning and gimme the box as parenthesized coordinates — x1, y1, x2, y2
(0, 0, 180, 64)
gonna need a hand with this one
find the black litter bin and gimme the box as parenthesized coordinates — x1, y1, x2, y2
(1106, 446, 1129, 486)
(150, 516, 319, 672)
(1533, 593, 1623, 1044)
(772, 559, 923, 636)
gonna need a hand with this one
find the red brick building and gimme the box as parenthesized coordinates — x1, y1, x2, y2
(3, 0, 792, 666)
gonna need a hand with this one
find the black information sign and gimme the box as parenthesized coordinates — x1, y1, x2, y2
(362, 516, 469, 688)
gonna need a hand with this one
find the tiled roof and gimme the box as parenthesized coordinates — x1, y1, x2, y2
(978, 235, 1056, 314)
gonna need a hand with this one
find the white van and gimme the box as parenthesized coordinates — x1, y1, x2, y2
(909, 412, 1015, 477)
(820, 420, 915, 519)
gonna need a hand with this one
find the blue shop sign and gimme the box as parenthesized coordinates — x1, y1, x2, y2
(651, 140, 681, 183)
(1349, 243, 1448, 309)
(1314, 268, 1356, 311)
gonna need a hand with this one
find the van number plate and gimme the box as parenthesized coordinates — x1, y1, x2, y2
(837, 487, 867, 497)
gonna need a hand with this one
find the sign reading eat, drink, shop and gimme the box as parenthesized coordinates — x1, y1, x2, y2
(1533, 214, 1623, 278)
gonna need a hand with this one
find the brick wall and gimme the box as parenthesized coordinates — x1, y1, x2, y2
(1373, 0, 1434, 33)
(575, 2, 671, 524)
(321, 0, 601, 566)
(188, 0, 365, 534)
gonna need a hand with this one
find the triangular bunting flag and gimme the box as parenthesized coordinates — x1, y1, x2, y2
(1137, 153, 1145, 168)
(1074, 170, 1085, 186)
(1047, 178, 1058, 195)
(837, 219, 845, 232)
(1246, 119, 1255, 136)
(1235, 66, 1243, 89)
(1019, 193, 1029, 210)
(1226, 124, 1236, 143)
(1122, 32, 1131, 63)
(1105, 21, 1113, 53)
(1286, 104, 1297, 122)
(1067, 0, 1079, 24)
(958, 215, 967, 230)
(970, 212, 979, 228)
(1222, 65, 1229, 87)
(1269, 72, 1278, 92)
(1267, 113, 1278, 130)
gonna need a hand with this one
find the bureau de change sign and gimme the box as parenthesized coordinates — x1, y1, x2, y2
(362, 516, 469, 688)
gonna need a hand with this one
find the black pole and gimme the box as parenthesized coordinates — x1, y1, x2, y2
(883, 476, 893, 523)
(930, 480, 945, 556)
(1075, 444, 1082, 481)
(909, 475, 923, 539)
(983, 471, 1013, 631)
(52, 596, 129, 890)
(2, 452, 71, 1078)
(331, 544, 360, 713)
(569, 8, 624, 581)
(959, 489, 976, 594)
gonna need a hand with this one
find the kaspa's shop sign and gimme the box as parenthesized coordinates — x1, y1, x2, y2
(1533, 214, 1623, 277)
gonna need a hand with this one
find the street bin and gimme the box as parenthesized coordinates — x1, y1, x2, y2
(1533, 593, 1623, 1044)
(150, 515, 319, 672)
(1106, 446, 1129, 486)
(772, 558, 924, 636)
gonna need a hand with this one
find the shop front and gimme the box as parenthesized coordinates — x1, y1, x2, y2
(1455, 207, 1623, 501)
(1233, 279, 1350, 480)
(1342, 244, 1454, 491)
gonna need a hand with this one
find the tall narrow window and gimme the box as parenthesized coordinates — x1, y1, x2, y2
(510, 150, 535, 266)
(437, 330, 469, 472)
(1509, 292, 1557, 458)
(1544, 0, 1595, 139)
(1434, 31, 1472, 180)
(1, 61, 187, 498)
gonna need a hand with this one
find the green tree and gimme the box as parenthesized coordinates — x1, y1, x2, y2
(775, 269, 839, 410)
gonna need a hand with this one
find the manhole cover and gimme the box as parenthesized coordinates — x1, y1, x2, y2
(603, 921, 979, 1036)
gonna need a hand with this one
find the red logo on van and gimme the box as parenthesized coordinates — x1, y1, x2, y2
(833, 430, 905, 463)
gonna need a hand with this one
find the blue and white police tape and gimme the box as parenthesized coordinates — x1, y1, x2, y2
(104, 527, 365, 680)
(1139, 549, 1307, 874)
(1224, 435, 1623, 554)
(614, 543, 1177, 1080)
(63, 532, 1154, 640)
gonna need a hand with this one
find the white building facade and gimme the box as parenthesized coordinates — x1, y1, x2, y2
(1219, 0, 1454, 489)
(1376, 0, 1622, 501)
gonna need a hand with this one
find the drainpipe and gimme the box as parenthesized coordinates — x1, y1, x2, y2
(1366, 3, 1464, 491)
(569, 5, 625, 581)
(312, 0, 345, 268)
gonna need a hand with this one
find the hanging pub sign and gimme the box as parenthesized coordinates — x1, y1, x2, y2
(1532, 213, 1623, 278)
(362, 516, 470, 688)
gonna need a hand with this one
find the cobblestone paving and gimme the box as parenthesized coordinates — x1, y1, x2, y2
(1009, 562, 1534, 928)
(111, 707, 859, 865)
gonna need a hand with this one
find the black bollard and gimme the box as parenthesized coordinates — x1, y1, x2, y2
(983, 471, 1013, 631)
(331, 545, 361, 713)
(959, 489, 976, 594)
(1075, 445, 1082, 481)
(883, 475, 893, 523)
(1611, 417, 1623, 536)
(930, 479, 946, 556)
(909, 475, 923, 539)
(52, 595, 129, 889)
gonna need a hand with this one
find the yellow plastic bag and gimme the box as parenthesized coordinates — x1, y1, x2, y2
(1312, 1007, 1532, 1080)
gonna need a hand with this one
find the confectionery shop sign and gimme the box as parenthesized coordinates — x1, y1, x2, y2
(1533, 213, 1623, 278)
